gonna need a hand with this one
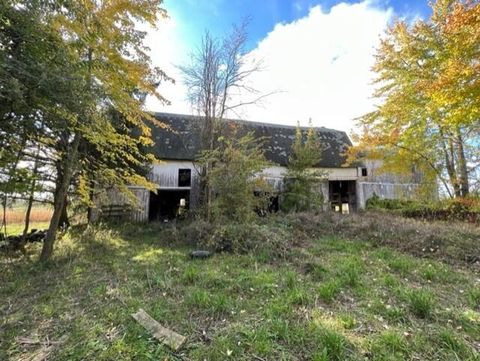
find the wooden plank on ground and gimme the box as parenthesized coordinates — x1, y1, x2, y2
(131, 308, 186, 351)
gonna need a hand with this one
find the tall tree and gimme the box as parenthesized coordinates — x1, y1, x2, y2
(179, 21, 272, 219)
(0, 1, 170, 260)
(39, 0, 170, 261)
(0, 1, 72, 235)
(353, 0, 479, 198)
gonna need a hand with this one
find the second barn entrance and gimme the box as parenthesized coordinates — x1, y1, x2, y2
(329, 180, 356, 213)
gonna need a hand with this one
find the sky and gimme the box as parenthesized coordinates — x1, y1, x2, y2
(145, 0, 432, 133)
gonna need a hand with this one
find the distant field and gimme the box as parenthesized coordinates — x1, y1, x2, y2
(3, 206, 52, 224)
(4, 222, 51, 235)
(2, 207, 52, 235)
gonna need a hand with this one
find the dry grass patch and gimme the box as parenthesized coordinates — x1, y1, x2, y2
(3, 206, 52, 227)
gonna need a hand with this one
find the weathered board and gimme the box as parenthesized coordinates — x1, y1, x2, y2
(132, 309, 186, 351)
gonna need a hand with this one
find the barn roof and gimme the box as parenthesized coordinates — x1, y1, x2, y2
(149, 112, 353, 168)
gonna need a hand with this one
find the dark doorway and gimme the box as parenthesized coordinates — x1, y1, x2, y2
(254, 191, 279, 215)
(329, 180, 356, 213)
(178, 169, 191, 187)
(149, 189, 190, 221)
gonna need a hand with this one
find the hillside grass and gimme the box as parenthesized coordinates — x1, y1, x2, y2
(1, 218, 479, 360)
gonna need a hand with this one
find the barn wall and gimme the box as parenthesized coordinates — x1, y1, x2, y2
(93, 186, 150, 222)
(261, 166, 287, 192)
(149, 160, 201, 208)
(149, 161, 199, 188)
(357, 182, 420, 209)
(322, 167, 358, 180)
(130, 187, 150, 222)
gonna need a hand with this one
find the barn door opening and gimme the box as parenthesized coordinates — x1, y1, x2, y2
(329, 180, 356, 213)
(149, 189, 190, 221)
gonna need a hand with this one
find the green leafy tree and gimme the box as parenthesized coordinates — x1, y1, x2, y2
(0, 1, 170, 260)
(39, 0, 170, 261)
(353, 0, 480, 198)
(201, 127, 271, 223)
(0, 1, 74, 236)
(282, 123, 325, 212)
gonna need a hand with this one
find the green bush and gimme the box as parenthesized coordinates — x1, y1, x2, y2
(205, 221, 292, 257)
(366, 193, 480, 223)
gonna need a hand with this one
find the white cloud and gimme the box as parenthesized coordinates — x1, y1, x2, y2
(147, 1, 394, 133)
(230, 1, 394, 132)
(143, 16, 191, 114)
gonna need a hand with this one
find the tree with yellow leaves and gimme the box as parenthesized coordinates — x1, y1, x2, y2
(1, 0, 170, 260)
(352, 0, 479, 198)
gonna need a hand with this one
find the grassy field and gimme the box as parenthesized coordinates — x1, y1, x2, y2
(3, 206, 52, 228)
(1, 219, 479, 360)
(3, 222, 50, 236)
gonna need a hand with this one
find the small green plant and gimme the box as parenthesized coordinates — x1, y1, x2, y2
(420, 263, 437, 281)
(182, 265, 199, 284)
(388, 256, 414, 275)
(318, 280, 342, 303)
(285, 270, 298, 289)
(438, 328, 465, 354)
(338, 257, 363, 287)
(383, 274, 400, 288)
(339, 314, 356, 330)
(209, 293, 230, 314)
(287, 287, 311, 306)
(310, 264, 328, 281)
(385, 306, 407, 323)
(317, 328, 347, 361)
(371, 330, 408, 357)
(186, 289, 210, 309)
(406, 288, 436, 318)
(467, 287, 480, 309)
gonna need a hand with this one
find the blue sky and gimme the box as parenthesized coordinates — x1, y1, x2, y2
(164, 0, 431, 51)
(148, 1, 433, 131)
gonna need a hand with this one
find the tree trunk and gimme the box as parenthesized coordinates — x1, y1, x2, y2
(87, 178, 95, 223)
(59, 194, 70, 231)
(442, 136, 461, 198)
(40, 133, 81, 262)
(455, 128, 469, 197)
(22, 142, 42, 244)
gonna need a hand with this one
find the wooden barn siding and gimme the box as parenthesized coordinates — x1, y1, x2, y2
(149, 161, 201, 209)
(149, 161, 199, 189)
(130, 187, 149, 222)
(99, 187, 149, 222)
(357, 182, 420, 209)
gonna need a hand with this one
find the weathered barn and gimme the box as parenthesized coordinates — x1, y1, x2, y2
(129, 112, 366, 222)
(100, 112, 424, 221)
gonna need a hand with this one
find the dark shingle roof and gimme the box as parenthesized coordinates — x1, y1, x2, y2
(150, 112, 353, 168)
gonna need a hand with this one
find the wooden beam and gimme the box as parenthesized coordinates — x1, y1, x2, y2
(131, 309, 186, 351)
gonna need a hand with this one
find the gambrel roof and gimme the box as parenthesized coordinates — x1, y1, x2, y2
(149, 112, 353, 168)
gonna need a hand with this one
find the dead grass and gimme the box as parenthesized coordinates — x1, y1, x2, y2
(3, 207, 52, 225)
(282, 211, 480, 267)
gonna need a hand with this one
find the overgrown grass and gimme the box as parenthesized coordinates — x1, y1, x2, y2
(1, 217, 479, 360)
